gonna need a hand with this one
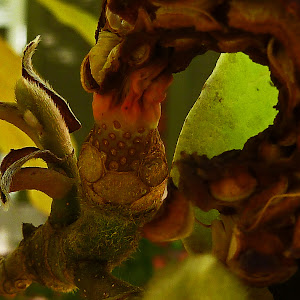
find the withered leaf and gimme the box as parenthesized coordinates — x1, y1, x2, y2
(0, 147, 63, 174)
(0, 148, 67, 204)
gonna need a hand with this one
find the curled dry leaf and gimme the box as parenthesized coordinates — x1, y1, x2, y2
(0, 147, 72, 205)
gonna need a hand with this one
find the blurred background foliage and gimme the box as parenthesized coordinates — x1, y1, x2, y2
(0, 0, 219, 298)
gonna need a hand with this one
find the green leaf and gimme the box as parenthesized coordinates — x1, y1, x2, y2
(171, 52, 278, 251)
(172, 52, 278, 165)
(35, 0, 98, 46)
(144, 254, 249, 300)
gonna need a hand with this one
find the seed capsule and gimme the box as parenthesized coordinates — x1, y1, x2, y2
(209, 169, 257, 202)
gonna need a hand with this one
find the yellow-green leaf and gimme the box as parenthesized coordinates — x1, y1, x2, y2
(172, 52, 278, 166)
(35, 0, 98, 46)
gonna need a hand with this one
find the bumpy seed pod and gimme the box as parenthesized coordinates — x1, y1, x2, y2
(78, 61, 172, 220)
(78, 125, 168, 216)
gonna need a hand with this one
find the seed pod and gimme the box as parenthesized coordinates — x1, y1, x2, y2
(209, 168, 257, 203)
(78, 126, 168, 216)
